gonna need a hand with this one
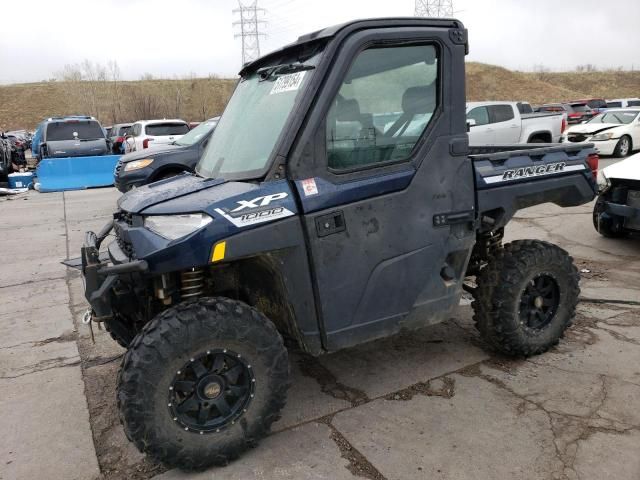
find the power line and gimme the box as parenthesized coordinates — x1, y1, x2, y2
(233, 1, 266, 65)
(414, 0, 454, 17)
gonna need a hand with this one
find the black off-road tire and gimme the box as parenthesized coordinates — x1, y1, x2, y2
(117, 297, 289, 469)
(472, 240, 580, 357)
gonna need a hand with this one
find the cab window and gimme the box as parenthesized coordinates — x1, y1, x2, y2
(467, 106, 489, 126)
(489, 104, 515, 123)
(326, 44, 438, 171)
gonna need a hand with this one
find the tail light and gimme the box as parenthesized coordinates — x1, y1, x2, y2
(587, 153, 599, 181)
(560, 117, 567, 133)
(142, 138, 154, 149)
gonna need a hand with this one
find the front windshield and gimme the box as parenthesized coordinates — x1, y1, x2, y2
(588, 110, 639, 125)
(175, 119, 219, 146)
(197, 47, 322, 180)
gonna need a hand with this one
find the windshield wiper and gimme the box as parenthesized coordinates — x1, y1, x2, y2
(257, 63, 315, 81)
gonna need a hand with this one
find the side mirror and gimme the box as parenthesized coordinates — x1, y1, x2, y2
(466, 119, 476, 132)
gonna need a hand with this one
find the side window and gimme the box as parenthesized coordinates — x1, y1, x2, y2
(489, 105, 515, 123)
(467, 106, 489, 126)
(326, 44, 438, 171)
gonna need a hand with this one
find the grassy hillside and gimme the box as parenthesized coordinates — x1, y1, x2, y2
(1, 62, 640, 130)
(0, 77, 237, 131)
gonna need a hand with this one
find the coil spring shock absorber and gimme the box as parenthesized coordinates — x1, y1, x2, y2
(180, 268, 205, 299)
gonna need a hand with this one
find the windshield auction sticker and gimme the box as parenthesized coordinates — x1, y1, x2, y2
(270, 71, 306, 95)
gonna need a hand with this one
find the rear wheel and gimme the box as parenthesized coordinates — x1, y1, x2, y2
(613, 135, 631, 158)
(472, 240, 579, 357)
(117, 297, 289, 469)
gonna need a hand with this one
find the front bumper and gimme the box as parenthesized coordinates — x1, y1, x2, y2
(591, 139, 618, 156)
(81, 221, 148, 319)
(114, 165, 151, 192)
(595, 195, 640, 233)
(562, 137, 618, 156)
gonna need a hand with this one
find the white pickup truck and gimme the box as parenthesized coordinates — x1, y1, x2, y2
(467, 101, 566, 145)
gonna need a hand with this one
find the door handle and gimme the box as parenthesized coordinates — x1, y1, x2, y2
(315, 211, 346, 237)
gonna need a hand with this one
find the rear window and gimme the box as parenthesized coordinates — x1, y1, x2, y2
(570, 104, 590, 112)
(586, 99, 606, 109)
(116, 125, 131, 136)
(517, 102, 533, 114)
(46, 121, 104, 141)
(145, 123, 189, 136)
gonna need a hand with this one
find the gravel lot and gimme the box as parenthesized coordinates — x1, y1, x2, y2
(1, 159, 639, 480)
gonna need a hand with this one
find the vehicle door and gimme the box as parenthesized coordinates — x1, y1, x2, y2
(466, 106, 494, 144)
(289, 29, 476, 350)
(488, 104, 520, 143)
(631, 112, 640, 147)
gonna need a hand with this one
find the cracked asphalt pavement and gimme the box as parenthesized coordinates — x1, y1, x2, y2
(1, 157, 639, 480)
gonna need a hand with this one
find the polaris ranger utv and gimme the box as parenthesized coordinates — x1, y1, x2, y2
(69, 18, 599, 469)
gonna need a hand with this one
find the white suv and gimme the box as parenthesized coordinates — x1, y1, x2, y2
(124, 119, 190, 153)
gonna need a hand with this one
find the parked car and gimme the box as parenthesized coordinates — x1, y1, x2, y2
(571, 98, 607, 113)
(466, 101, 566, 144)
(562, 108, 640, 157)
(108, 123, 133, 153)
(606, 98, 640, 108)
(593, 151, 640, 237)
(124, 119, 189, 153)
(31, 115, 96, 160)
(7, 130, 31, 150)
(539, 103, 593, 125)
(115, 117, 219, 192)
(37, 117, 108, 159)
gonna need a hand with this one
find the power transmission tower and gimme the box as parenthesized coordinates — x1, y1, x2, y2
(233, 1, 266, 65)
(414, 0, 454, 17)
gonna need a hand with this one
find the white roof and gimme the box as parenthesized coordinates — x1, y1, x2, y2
(132, 119, 187, 126)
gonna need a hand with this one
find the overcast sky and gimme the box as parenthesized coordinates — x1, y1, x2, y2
(1, 0, 638, 84)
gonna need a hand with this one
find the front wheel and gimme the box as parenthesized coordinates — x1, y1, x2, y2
(117, 297, 289, 469)
(613, 135, 631, 158)
(472, 240, 579, 357)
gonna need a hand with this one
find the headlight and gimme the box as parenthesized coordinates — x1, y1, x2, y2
(597, 170, 611, 192)
(590, 132, 616, 141)
(124, 158, 154, 171)
(144, 213, 213, 240)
